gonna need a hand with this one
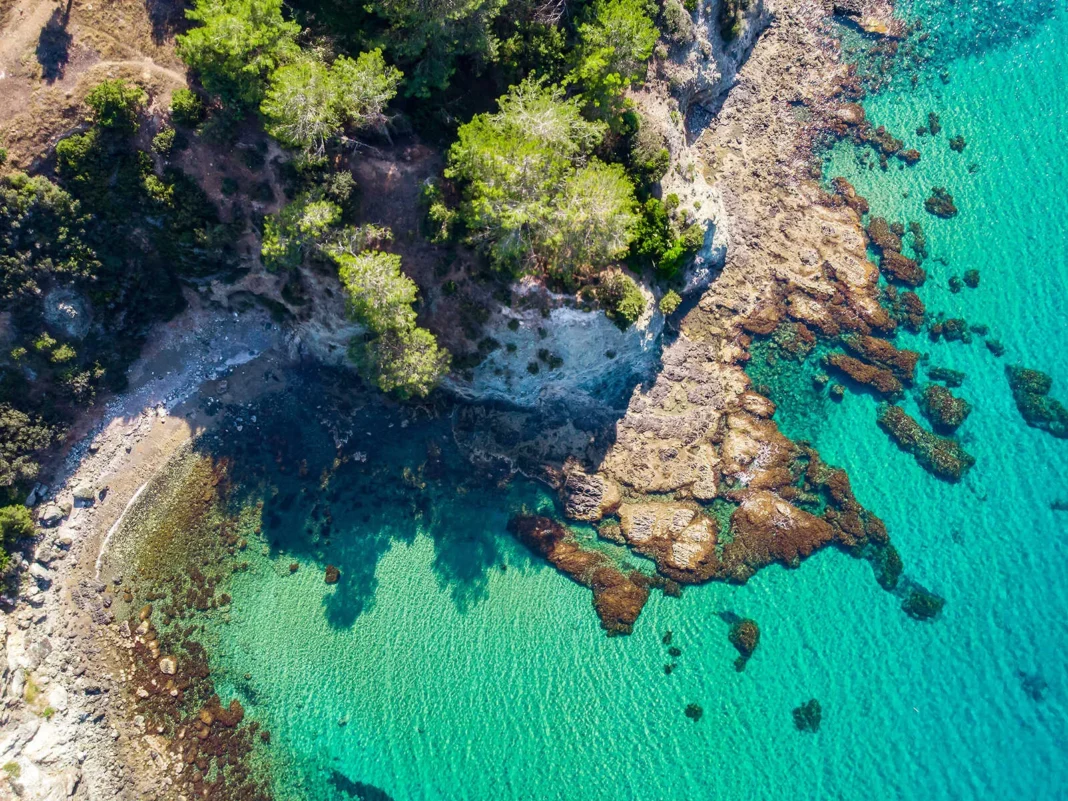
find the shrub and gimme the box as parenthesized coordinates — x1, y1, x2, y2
(629, 118, 670, 186)
(597, 269, 646, 327)
(85, 80, 147, 133)
(170, 88, 205, 126)
(659, 289, 682, 315)
(0, 504, 34, 569)
(152, 127, 177, 157)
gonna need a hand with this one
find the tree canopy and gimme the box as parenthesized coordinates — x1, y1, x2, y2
(178, 0, 300, 107)
(260, 49, 401, 159)
(446, 76, 637, 277)
(371, 0, 505, 97)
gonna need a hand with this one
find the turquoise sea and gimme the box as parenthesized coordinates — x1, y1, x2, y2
(167, 3, 1068, 799)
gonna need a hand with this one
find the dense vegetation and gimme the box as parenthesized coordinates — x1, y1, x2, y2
(0, 0, 716, 496)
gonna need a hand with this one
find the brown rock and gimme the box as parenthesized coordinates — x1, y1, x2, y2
(841, 335, 919, 382)
(508, 516, 651, 635)
(324, 565, 340, 584)
(880, 250, 927, 286)
(867, 217, 902, 252)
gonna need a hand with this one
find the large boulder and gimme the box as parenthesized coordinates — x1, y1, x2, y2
(562, 469, 621, 522)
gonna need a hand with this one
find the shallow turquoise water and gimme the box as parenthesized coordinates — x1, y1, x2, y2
(198, 6, 1068, 799)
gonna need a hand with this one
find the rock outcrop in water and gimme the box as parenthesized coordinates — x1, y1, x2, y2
(507, 515, 652, 635)
(1006, 365, 1068, 438)
(919, 384, 971, 432)
(727, 617, 761, 671)
(792, 698, 822, 732)
(876, 405, 975, 480)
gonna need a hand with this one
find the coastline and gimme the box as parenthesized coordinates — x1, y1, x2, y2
(0, 0, 915, 797)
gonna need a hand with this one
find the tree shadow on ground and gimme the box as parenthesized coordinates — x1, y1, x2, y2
(36, 4, 72, 83)
(144, 0, 187, 44)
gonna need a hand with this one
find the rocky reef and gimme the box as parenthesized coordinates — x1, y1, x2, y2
(507, 515, 655, 635)
(901, 585, 945, 620)
(876, 405, 975, 481)
(925, 187, 958, 218)
(1006, 365, 1068, 438)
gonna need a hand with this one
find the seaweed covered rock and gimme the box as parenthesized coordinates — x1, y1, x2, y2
(684, 703, 703, 722)
(324, 565, 340, 584)
(1006, 366, 1068, 438)
(880, 250, 927, 286)
(867, 217, 902, 252)
(925, 187, 958, 218)
(919, 384, 972, 433)
(728, 618, 761, 671)
(723, 490, 835, 578)
(876, 405, 975, 481)
(830, 176, 870, 214)
(792, 698, 822, 732)
(901, 586, 945, 620)
(963, 269, 980, 288)
(873, 543, 903, 590)
(508, 515, 650, 635)
(842, 335, 919, 383)
(825, 353, 903, 398)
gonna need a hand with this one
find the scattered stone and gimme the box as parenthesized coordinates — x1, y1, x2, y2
(919, 385, 972, 433)
(139, 604, 152, 621)
(289, 563, 299, 573)
(72, 483, 97, 505)
(880, 250, 926, 286)
(792, 698, 822, 732)
(925, 187, 958, 218)
(948, 275, 963, 293)
(159, 656, 178, 675)
(986, 339, 1005, 357)
(324, 565, 340, 584)
(877, 405, 975, 481)
(662, 630, 673, 645)
(38, 504, 66, 527)
(727, 618, 761, 671)
(1006, 365, 1068, 438)
(829, 384, 845, 401)
(927, 112, 942, 135)
(901, 586, 945, 620)
(664, 664, 675, 675)
(899, 148, 920, 165)
(684, 703, 703, 722)
(1018, 670, 1048, 701)
(963, 269, 979, 288)
(949, 135, 966, 152)
(667, 646, 682, 658)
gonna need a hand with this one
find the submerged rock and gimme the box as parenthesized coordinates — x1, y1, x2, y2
(684, 703, 704, 722)
(792, 698, 822, 732)
(324, 565, 341, 584)
(830, 176, 870, 215)
(925, 187, 958, 218)
(880, 250, 927, 286)
(876, 405, 975, 481)
(963, 269, 980, 288)
(728, 618, 761, 671)
(919, 384, 972, 433)
(927, 366, 965, 388)
(1006, 366, 1068, 438)
(867, 217, 902, 252)
(901, 586, 945, 620)
(825, 353, 903, 398)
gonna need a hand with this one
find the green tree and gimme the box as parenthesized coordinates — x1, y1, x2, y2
(260, 49, 401, 159)
(353, 325, 451, 399)
(446, 77, 638, 276)
(336, 251, 417, 333)
(571, 0, 657, 117)
(372, 0, 505, 97)
(85, 80, 148, 133)
(178, 0, 300, 107)
(543, 160, 637, 271)
(0, 404, 58, 487)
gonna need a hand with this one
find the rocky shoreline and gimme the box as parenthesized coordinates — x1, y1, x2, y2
(0, 0, 942, 796)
